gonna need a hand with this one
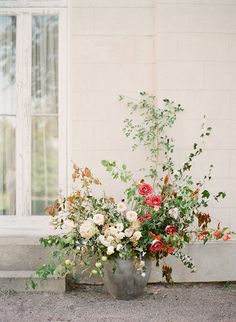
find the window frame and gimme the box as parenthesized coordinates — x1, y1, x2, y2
(0, 7, 68, 230)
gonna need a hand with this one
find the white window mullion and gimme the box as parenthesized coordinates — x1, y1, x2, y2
(16, 13, 32, 217)
(58, 9, 68, 196)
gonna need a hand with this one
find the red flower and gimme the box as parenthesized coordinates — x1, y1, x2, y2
(144, 196, 152, 205)
(145, 195, 162, 207)
(144, 213, 152, 220)
(213, 230, 221, 237)
(150, 240, 164, 252)
(168, 247, 175, 254)
(138, 183, 153, 196)
(138, 217, 145, 223)
(165, 225, 177, 234)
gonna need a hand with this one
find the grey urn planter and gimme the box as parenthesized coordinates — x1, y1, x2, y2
(103, 257, 152, 300)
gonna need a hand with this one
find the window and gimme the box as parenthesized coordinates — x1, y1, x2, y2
(0, 16, 16, 215)
(0, 6, 67, 218)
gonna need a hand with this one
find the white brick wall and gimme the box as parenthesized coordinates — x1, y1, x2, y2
(70, 0, 236, 230)
(70, 0, 155, 198)
(155, 1, 236, 230)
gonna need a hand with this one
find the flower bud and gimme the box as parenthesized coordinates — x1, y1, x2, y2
(101, 256, 108, 262)
(65, 259, 71, 266)
(95, 262, 102, 268)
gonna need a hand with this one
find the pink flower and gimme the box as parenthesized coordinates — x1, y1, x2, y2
(222, 234, 231, 241)
(145, 195, 162, 207)
(138, 183, 153, 196)
(165, 225, 177, 234)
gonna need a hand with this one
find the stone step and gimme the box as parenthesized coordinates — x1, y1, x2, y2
(0, 236, 54, 271)
(0, 271, 65, 293)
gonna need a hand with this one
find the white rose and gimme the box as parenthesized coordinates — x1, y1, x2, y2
(98, 235, 109, 247)
(125, 227, 134, 237)
(116, 232, 126, 240)
(126, 211, 138, 222)
(132, 231, 142, 241)
(116, 244, 123, 251)
(93, 213, 105, 226)
(79, 219, 97, 239)
(117, 202, 127, 212)
(107, 245, 115, 255)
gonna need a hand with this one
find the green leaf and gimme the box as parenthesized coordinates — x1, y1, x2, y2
(101, 160, 109, 167)
(202, 190, 210, 199)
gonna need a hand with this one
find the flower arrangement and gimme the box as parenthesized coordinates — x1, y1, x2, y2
(34, 92, 234, 287)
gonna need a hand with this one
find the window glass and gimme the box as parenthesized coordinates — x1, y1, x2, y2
(0, 16, 16, 215)
(31, 116, 58, 215)
(31, 16, 58, 215)
(31, 16, 58, 114)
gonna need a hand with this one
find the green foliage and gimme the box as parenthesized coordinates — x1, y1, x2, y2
(101, 160, 133, 183)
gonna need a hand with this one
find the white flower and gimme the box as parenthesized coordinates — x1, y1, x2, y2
(126, 211, 138, 222)
(117, 202, 127, 212)
(93, 213, 105, 226)
(98, 235, 109, 247)
(141, 272, 146, 277)
(109, 226, 117, 235)
(107, 235, 114, 242)
(116, 232, 126, 240)
(79, 219, 97, 239)
(64, 219, 76, 229)
(107, 245, 115, 255)
(125, 227, 134, 237)
(116, 244, 123, 251)
(169, 207, 179, 219)
(116, 222, 124, 231)
(132, 231, 142, 241)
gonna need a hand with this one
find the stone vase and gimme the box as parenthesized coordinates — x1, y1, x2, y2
(103, 257, 152, 300)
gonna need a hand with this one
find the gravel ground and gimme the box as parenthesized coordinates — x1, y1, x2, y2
(0, 283, 236, 322)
